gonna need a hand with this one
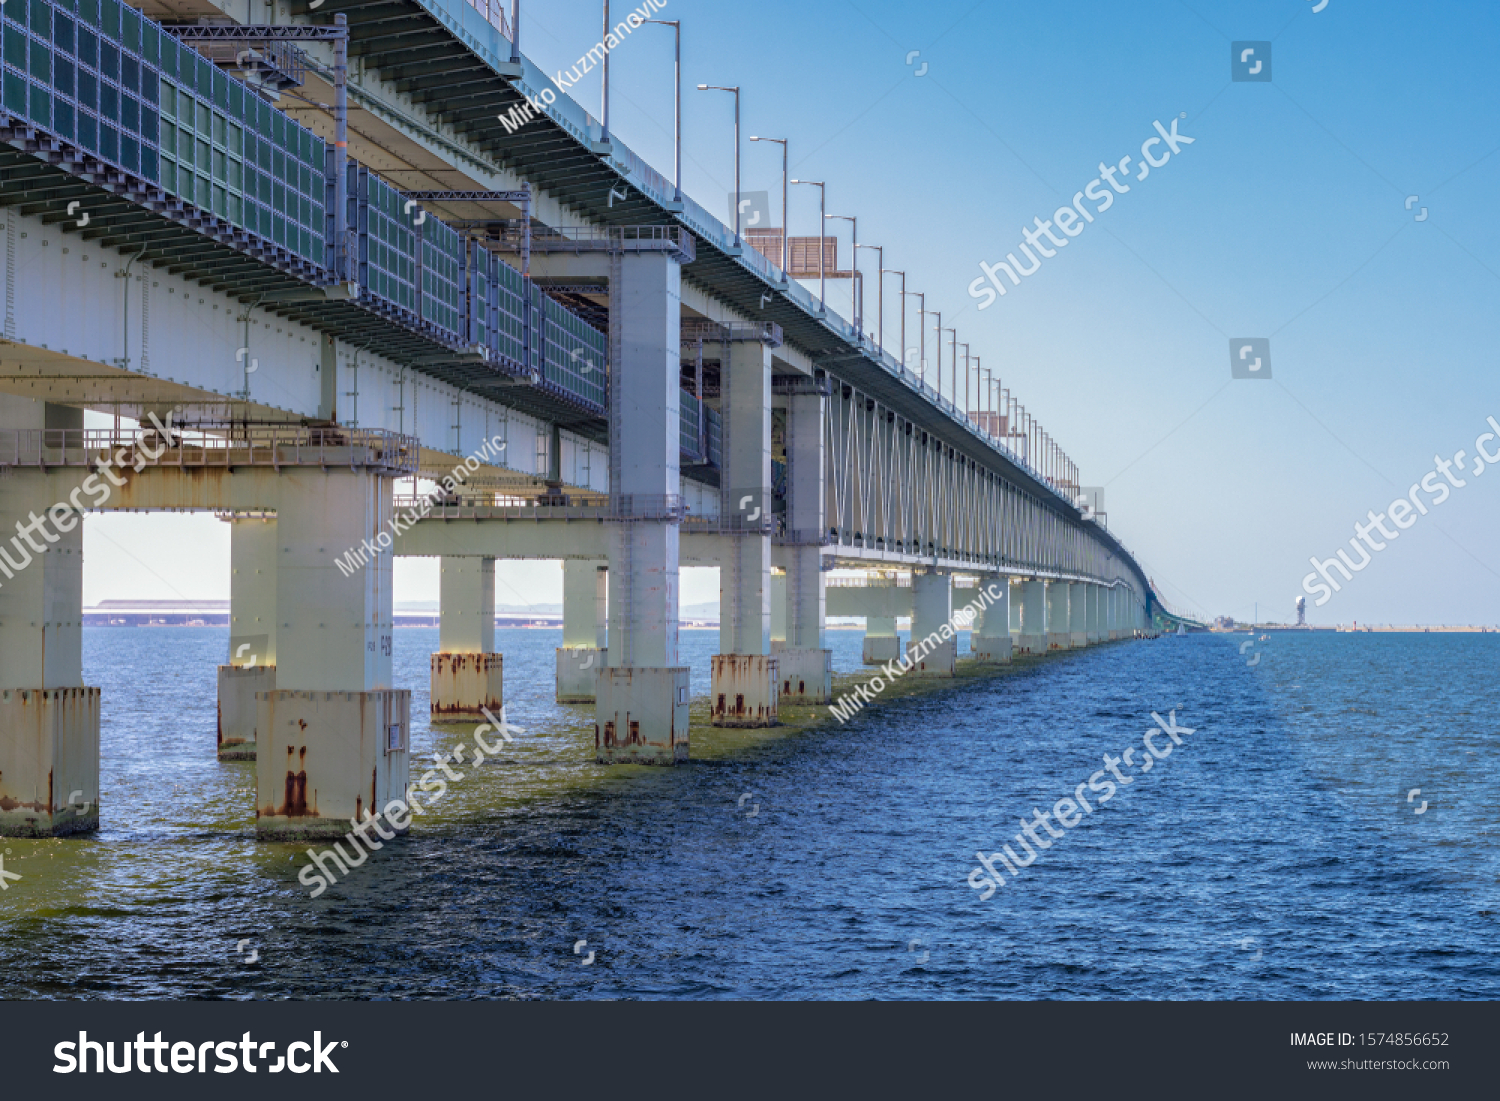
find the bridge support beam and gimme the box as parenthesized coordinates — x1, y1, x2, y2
(907, 571, 956, 676)
(431, 556, 502, 722)
(558, 561, 607, 703)
(1015, 579, 1046, 655)
(863, 618, 901, 663)
(714, 338, 778, 726)
(972, 578, 1012, 662)
(776, 386, 831, 704)
(0, 400, 96, 837)
(1068, 581, 1088, 649)
(598, 250, 689, 762)
(218, 515, 278, 760)
(256, 469, 409, 839)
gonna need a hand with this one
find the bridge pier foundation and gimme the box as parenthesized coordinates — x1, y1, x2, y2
(907, 571, 956, 675)
(972, 578, 1012, 662)
(778, 547, 831, 703)
(863, 619, 901, 663)
(256, 468, 409, 840)
(0, 400, 96, 837)
(430, 556, 503, 722)
(597, 250, 689, 763)
(557, 560, 606, 703)
(1068, 581, 1088, 648)
(1015, 579, 1046, 654)
(218, 514, 277, 761)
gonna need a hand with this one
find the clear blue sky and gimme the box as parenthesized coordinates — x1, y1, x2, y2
(87, 0, 1500, 625)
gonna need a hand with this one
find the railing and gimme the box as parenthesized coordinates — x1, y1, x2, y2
(0, 427, 419, 474)
(464, 0, 513, 40)
(395, 493, 687, 522)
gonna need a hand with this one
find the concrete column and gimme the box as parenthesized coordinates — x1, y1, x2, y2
(558, 560, 607, 703)
(257, 468, 409, 839)
(0, 399, 96, 837)
(1086, 583, 1103, 644)
(1068, 581, 1088, 648)
(1015, 579, 1046, 655)
(431, 555, 502, 722)
(598, 250, 689, 763)
(862, 616, 900, 664)
(1047, 581, 1071, 650)
(218, 515, 278, 760)
(906, 571, 955, 676)
(713, 337, 777, 726)
(777, 388, 831, 703)
(972, 577, 1012, 662)
(769, 570, 786, 647)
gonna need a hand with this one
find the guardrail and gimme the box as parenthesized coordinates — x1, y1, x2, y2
(0, 427, 419, 474)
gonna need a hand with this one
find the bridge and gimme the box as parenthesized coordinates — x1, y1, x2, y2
(0, 0, 1174, 840)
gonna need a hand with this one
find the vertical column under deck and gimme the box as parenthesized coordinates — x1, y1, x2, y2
(1068, 581, 1088, 649)
(972, 576, 1012, 662)
(777, 386, 831, 703)
(218, 515, 278, 760)
(1015, 579, 1047, 655)
(557, 560, 607, 703)
(906, 571, 955, 676)
(1046, 581, 1072, 650)
(430, 556, 502, 722)
(713, 338, 777, 726)
(257, 467, 409, 839)
(0, 399, 96, 837)
(598, 250, 689, 764)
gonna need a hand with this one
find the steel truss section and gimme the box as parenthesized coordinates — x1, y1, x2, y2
(820, 374, 1146, 594)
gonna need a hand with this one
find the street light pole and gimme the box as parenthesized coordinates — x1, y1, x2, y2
(698, 84, 741, 242)
(857, 244, 882, 349)
(601, 1, 611, 144)
(915, 293, 926, 384)
(645, 19, 682, 205)
(790, 179, 826, 312)
(749, 135, 788, 274)
(884, 268, 905, 368)
(828, 214, 858, 335)
(931, 311, 942, 400)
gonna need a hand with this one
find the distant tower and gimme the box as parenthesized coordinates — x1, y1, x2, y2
(1296, 596, 1307, 627)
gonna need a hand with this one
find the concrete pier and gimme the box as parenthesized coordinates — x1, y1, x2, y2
(0, 400, 97, 837)
(907, 571, 956, 675)
(1016, 579, 1047, 655)
(256, 468, 410, 839)
(558, 560, 607, 703)
(597, 249, 689, 764)
(218, 514, 277, 760)
(862, 619, 902, 663)
(775, 385, 832, 704)
(972, 578, 1013, 662)
(1086, 583, 1103, 645)
(1047, 581, 1072, 650)
(1069, 581, 1088, 649)
(431, 556, 503, 722)
(713, 337, 778, 727)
